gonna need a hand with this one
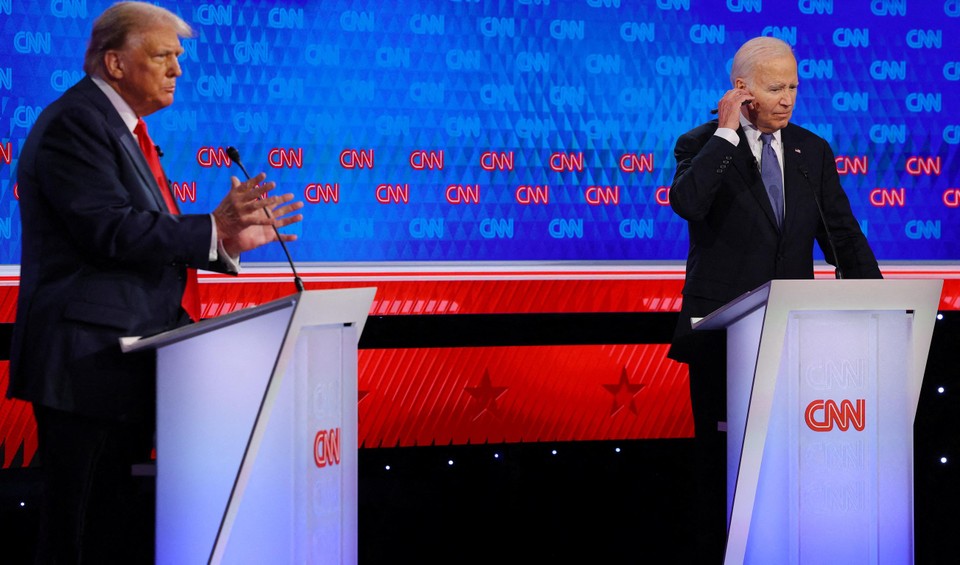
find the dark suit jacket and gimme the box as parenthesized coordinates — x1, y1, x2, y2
(8, 76, 231, 422)
(667, 121, 882, 363)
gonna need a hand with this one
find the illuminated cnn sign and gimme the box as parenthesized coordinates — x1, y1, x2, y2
(804, 399, 866, 432)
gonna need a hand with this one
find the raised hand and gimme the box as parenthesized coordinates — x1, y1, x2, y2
(716, 87, 754, 130)
(212, 172, 304, 256)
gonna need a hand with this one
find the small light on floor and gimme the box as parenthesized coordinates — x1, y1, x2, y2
(448, 459, 454, 466)
(19, 501, 25, 508)
(615, 447, 621, 453)
(384, 465, 391, 471)
(493, 452, 500, 459)
(941, 456, 948, 464)
(938, 386, 945, 394)
(937, 312, 944, 321)
(551, 449, 558, 456)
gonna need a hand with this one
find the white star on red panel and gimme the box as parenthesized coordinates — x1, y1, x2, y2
(602, 368, 646, 416)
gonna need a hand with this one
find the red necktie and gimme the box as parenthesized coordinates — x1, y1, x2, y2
(134, 118, 202, 322)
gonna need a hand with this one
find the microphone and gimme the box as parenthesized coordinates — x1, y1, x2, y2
(798, 165, 843, 279)
(225, 146, 305, 292)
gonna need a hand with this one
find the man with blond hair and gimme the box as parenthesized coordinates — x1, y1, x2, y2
(8, 2, 303, 561)
(667, 36, 882, 561)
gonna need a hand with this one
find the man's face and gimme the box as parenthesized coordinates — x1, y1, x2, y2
(111, 26, 184, 117)
(740, 56, 798, 133)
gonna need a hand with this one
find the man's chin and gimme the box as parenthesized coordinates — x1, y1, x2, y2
(760, 118, 791, 131)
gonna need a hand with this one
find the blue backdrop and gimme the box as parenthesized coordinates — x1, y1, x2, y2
(1, 0, 958, 264)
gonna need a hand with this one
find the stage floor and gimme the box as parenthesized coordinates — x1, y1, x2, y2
(1, 435, 957, 564)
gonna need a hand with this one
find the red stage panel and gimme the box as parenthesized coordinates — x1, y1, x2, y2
(358, 344, 692, 447)
(194, 275, 686, 316)
(0, 362, 36, 468)
(1, 273, 958, 468)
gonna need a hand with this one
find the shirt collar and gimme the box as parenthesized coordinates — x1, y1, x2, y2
(740, 113, 782, 145)
(90, 75, 139, 134)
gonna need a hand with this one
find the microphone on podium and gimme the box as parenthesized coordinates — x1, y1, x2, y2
(225, 146, 305, 292)
(799, 164, 843, 279)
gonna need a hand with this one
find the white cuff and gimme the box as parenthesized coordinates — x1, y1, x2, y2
(714, 127, 740, 146)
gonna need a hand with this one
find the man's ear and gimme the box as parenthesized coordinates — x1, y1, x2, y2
(104, 51, 124, 80)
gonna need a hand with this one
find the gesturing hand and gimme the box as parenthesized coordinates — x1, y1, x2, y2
(212, 172, 304, 257)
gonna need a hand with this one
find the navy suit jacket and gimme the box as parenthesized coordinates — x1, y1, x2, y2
(9, 76, 231, 421)
(667, 121, 882, 363)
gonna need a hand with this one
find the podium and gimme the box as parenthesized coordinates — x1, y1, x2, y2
(122, 287, 376, 565)
(694, 279, 942, 564)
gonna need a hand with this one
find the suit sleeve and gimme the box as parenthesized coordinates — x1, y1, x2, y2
(669, 128, 740, 222)
(29, 104, 213, 270)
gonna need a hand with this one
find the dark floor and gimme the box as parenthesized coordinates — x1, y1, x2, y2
(359, 439, 701, 564)
(0, 433, 957, 564)
(0, 439, 699, 564)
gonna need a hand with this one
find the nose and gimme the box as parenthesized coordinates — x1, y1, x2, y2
(170, 56, 182, 77)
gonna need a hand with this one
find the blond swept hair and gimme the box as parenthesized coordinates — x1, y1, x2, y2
(83, 1, 193, 77)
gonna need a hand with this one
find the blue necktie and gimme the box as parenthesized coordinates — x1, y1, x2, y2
(760, 132, 784, 227)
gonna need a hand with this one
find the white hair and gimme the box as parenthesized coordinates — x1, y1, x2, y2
(729, 36, 795, 85)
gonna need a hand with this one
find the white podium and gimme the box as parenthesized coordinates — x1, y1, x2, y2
(694, 280, 942, 565)
(122, 287, 376, 565)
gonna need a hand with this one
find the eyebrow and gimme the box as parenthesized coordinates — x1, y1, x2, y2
(153, 46, 184, 57)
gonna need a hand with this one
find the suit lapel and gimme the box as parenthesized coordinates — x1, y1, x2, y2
(119, 129, 168, 212)
(735, 127, 780, 231)
(780, 125, 807, 230)
(78, 77, 168, 212)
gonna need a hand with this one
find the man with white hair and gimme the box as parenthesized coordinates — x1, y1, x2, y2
(667, 36, 882, 561)
(8, 2, 303, 561)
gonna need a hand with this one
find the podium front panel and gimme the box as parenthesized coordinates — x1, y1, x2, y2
(155, 304, 293, 564)
(795, 312, 879, 563)
(701, 280, 941, 565)
(136, 288, 373, 565)
(743, 310, 914, 564)
(221, 324, 358, 564)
